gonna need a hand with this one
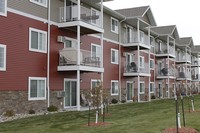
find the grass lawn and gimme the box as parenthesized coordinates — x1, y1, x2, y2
(0, 95, 200, 133)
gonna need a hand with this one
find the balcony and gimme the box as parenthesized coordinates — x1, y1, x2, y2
(123, 61, 150, 77)
(176, 71, 191, 80)
(156, 45, 175, 58)
(176, 53, 191, 64)
(157, 67, 176, 79)
(57, 48, 104, 72)
(192, 74, 200, 81)
(191, 60, 200, 67)
(58, 5, 103, 34)
(123, 31, 150, 50)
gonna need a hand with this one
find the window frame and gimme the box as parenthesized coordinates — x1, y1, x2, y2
(150, 59, 154, 69)
(111, 48, 119, 64)
(91, 79, 100, 96)
(150, 82, 155, 93)
(29, 27, 47, 53)
(139, 81, 145, 94)
(111, 80, 119, 95)
(111, 17, 119, 34)
(0, 44, 6, 71)
(28, 77, 46, 101)
(0, 0, 7, 16)
(30, 0, 48, 8)
(139, 56, 144, 68)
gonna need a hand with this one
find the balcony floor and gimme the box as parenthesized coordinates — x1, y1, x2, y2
(57, 65, 104, 72)
(58, 21, 104, 34)
(123, 42, 150, 50)
(157, 76, 176, 79)
(123, 72, 150, 77)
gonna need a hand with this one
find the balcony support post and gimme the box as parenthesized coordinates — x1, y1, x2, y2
(138, 76, 140, 102)
(76, 24, 80, 111)
(77, 0, 80, 20)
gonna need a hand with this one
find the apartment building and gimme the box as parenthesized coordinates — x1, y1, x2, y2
(0, 0, 199, 114)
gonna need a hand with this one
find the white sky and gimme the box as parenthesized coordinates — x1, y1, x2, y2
(104, 0, 200, 45)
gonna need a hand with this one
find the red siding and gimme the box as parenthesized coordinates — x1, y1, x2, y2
(0, 12, 47, 91)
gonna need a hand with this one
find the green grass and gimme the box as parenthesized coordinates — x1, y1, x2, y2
(0, 95, 200, 133)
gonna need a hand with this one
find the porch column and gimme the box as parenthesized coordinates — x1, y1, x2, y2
(148, 26, 150, 101)
(77, 24, 80, 110)
(138, 76, 140, 102)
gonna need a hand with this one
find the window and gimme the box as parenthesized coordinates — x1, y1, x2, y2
(0, 0, 6, 16)
(111, 17, 118, 34)
(140, 82, 145, 94)
(91, 80, 100, 95)
(91, 8, 100, 26)
(0, 44, 6, 71)
(150, 59, 154, 69)
(30, 0, 47, 7)
(111, 48, 118, 64)
(150, 82, 155, 93)
(139, 56, 144, 68)
(91, 44, 101, 58)
(29, 28, 47, 53)
(111, 80, 118, 95)
(140, 31, 144, 43)
(28, 77, 46, 100)
(64, 37, 77, 48)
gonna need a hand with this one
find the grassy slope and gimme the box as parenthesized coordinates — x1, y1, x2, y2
(0, 95, 199, 133)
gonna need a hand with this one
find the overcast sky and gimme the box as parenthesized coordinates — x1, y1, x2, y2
(104, 0, 200, 45)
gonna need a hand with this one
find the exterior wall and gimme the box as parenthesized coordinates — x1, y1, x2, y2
(103, 13, 119, 42)
(0, 12, 47, 91)
(8, 0, 48, 19)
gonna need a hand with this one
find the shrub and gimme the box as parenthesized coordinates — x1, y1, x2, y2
(111, 98, 118, 104)
(47, 105, 58, 112)
(132, 96, 137, 102)
(151, 95, 156, 99)
(29, 109, 35, 114)
(4, 110, 15, 117)
(121, 100, 126, 103)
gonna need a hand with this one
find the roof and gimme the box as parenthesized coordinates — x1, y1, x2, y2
(150, 25, 179, 39)
(115, 6, 157, 26)
(175, 37, 194, 47)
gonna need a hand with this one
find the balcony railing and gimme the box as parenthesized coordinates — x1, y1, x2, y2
(191, 60, 200, 66)
(192, 74, 200, 80)
(124, 30, 150, 47)
(157, 67, 175, 77)
(59, 5, 101, 27)
(59, 48, 101, 67)
(156, 45, 175, 56)
(124, 61, 149, 74)
(177, 71, 191, 79)
(176, 53, 191, 62)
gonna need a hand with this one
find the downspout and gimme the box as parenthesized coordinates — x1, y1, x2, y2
(118, 17, 126, 102)
(47, 0, 51, 107)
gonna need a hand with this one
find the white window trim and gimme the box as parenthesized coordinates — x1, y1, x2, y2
(0, 0, 7, 16)
(91, 43, 101, 59)
(91, 79, 100, 96)
(28, 77, 46, 101)
(139, 81, 145, 94)
(91, 8, 99, 26)
(29, 27, 47, 53)
(139, 56, 144, 68)
(111, 80, 119, 95)
(30, 0, 48, 8)
(111, 48, 119, 64)
(111, 17, 119, 34)
(150, 59, 154, 69)
(150, 82, 155, 93)
(0, 44, 6, 71)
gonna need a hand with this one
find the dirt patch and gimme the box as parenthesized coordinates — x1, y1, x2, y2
(162, 127, 199, 133)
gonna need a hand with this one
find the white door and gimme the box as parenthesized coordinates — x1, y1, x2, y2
(64, 79, 77, 107)
(158, 83, 163, 98)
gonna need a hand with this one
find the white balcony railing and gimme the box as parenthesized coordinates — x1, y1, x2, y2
(156, 45, 175, 56)
(176, 53, 191, 62)
(157, 67, 175, 77)
(59, 48, 101, 67)
(59, 5, 102, 27)
(191, 59, 200, 66)
(177, 71, 191, 79)
(124, 30, 150, 47)
(124, 61, 149, 74)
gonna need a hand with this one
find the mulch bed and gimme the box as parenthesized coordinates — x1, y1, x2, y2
(86, 122, 112, 127)
(162, 127, 199, 133)
(185, 110, 200, 113)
